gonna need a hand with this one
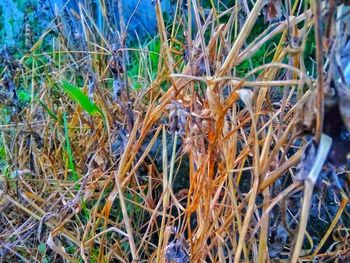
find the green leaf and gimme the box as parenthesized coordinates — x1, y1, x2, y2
(63, 112, 78, 182)
(0, 145, 8, 173)
(60, 80, 103, 117)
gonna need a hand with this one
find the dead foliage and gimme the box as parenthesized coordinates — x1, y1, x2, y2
(1, 0, 350, 262)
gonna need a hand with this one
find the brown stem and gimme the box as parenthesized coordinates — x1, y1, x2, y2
(313, 0, 325, 143)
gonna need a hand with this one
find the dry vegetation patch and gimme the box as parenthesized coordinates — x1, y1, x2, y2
(1, 0, 350, 262)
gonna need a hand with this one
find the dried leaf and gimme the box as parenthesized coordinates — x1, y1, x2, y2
(47, 233, 74, 262)
(94, 152, 105, 166)
(296, 92, 317, 134)
(236, 89, 253, 111)
(296, 139, 317, 181)
(268, 223, 288, 258)
(263, 0, 283, 23)
(206, 81, 224, 117)
(164, 234, 189, 263)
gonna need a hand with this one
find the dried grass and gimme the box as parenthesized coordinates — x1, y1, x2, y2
(1, 0, 350, 262)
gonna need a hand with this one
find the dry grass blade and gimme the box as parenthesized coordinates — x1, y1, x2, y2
(1, 0, 349, 262)
(219, 0, 265, 77)
(291, 134, 332, 263)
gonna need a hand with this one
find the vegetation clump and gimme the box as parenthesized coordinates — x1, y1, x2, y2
(0, 0, 350, 262)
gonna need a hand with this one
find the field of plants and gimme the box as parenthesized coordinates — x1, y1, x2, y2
(1, 0, 350, 262)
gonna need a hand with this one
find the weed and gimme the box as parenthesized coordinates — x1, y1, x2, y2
(0, 0, 350, 262)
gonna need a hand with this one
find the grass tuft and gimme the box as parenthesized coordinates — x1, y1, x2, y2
(1, 0, 350, 262)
